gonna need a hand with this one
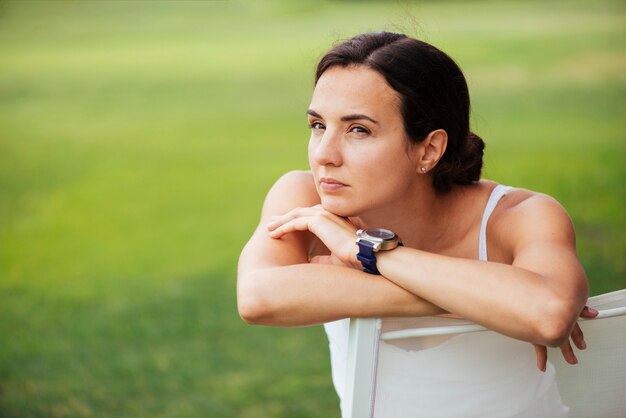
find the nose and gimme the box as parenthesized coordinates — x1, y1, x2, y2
(311, 129, 343, 167)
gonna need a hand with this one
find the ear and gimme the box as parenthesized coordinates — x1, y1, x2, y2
(416, 129, 448, 173)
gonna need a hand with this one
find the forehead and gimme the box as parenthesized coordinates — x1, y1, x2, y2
(310, 65, 401, 118)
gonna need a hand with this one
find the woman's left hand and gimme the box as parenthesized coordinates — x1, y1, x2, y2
(266, 204, 362, 269)
(534, 305, 599, 371)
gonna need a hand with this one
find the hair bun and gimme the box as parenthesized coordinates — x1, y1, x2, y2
(459, 132, 485, 183)
(432, 132, 484, 193)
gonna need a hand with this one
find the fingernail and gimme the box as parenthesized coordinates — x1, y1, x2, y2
(589, 307, 599, 316)
(581, 340, 587, 350)
(571, 354, 578, 364)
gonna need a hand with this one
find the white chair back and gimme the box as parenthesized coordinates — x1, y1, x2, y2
(343, 289, 626, 418)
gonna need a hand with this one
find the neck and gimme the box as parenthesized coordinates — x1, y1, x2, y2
(351, 182, 476, 252)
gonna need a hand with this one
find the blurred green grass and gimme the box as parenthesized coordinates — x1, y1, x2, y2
(0, 0, 624, 417)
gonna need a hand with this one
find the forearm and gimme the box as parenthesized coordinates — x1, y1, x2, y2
(378, 247, 586, 346)
(237, 262, 444, 326)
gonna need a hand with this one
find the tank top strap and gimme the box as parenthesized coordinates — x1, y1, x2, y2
(479, 185, 513, 261)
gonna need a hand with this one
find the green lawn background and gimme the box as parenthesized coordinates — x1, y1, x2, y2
(0, 1, 624, 417)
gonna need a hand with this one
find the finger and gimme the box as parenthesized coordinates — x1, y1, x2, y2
(268, 216, 313, 238)
(266, 215, 288, 231)
(269, 210, 341, 238)
(266, 206, 318, 231)
(570, 323, 586, 350)
(559, 340, 578, 365)
(534, 345, 547, 372)
(580, 305, 599, 318)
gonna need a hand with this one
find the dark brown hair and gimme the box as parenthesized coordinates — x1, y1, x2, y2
(315, 32, 484, 193)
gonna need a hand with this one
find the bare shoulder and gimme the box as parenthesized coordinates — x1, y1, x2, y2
(491, 186, 577, 256)
(488, 185, 588, 304)
(239, 171, 321, 270)
(262, 170, 320, 218)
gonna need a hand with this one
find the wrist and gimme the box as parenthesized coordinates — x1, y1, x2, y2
(375, 245, 406, 276)
(355, 228, 402, 275)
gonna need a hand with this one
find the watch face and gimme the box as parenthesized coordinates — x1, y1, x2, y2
(366, 228, 395, 240)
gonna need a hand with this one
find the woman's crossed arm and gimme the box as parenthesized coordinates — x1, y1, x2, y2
(237, 170, 444, 326)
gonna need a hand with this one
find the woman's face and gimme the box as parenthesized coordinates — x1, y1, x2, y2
(307, 65, 421, 217)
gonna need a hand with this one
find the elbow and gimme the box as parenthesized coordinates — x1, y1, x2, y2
(536, 317, 570, 347)
(534, 299, 578, 347)
(237, 273, 275, 325)
(238, 295, 272, 325)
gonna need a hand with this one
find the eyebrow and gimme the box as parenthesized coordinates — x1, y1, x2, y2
(306, 109, 379, 124)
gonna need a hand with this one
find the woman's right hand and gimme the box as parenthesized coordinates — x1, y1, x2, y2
(266, 204, 364, 269)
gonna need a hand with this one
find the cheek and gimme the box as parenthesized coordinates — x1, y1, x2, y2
(366, 151, 417, 191)
(307, 137, 318, 168)
(361, 144, 414, 173)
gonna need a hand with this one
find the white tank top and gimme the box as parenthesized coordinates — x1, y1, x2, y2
(323, 184, 570, 418)
(479, 184, 512, 261)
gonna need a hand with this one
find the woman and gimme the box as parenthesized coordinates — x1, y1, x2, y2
(237, 32, 594, 417)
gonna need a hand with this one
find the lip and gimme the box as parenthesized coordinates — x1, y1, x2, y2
(319, 177, 348, 192)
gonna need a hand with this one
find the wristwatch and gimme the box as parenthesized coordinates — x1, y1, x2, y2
(355, 228, 402, 275)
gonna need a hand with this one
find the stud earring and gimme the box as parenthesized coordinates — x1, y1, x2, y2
(419, 166, 427, 174)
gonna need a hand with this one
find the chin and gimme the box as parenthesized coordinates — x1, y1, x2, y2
(320, 197, 359, 218)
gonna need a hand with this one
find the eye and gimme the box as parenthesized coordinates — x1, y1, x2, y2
(310, 121, 325, 131)
(348, 125, 370, 136)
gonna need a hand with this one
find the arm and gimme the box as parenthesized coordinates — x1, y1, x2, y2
(237, 171, 444, 326)
(376, 193, 589, 348)
(265, 187, 590, 368)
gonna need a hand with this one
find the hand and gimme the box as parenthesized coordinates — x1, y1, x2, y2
(266, 204, 362, 268)
(533, 305, 599, 371)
